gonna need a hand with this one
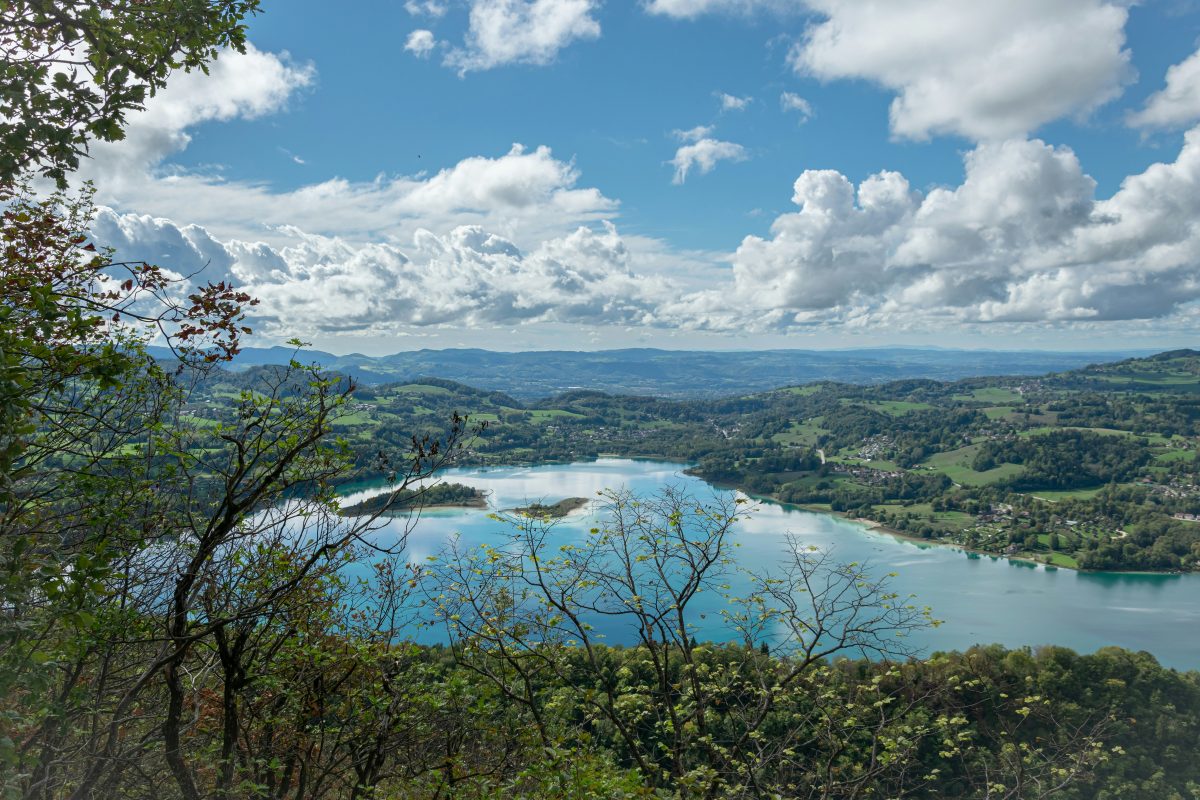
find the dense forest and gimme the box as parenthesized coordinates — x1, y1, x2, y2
(3, 3, 1200, 799)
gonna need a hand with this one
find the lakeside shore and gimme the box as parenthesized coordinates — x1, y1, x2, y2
(339, 459, 1192, 575)
(806, 505, 1188, 575)
(732, 488, 1190, 575)
(682, 471, 1067, 569)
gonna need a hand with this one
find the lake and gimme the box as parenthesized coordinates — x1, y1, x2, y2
(340, 458, 1200, 670)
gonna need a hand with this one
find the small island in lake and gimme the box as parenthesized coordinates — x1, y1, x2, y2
(509, 497, 591, 518)
(339, 482, 488, 516)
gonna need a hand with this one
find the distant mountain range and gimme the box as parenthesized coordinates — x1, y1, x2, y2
(150, 345, 1164, 400)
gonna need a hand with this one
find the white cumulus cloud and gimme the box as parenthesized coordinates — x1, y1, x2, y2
(1129, 46, 1200, 130)
(81, 43, 314, 181)
(405, 29, 438, 58)
(792, 0, 1133, 140)
(93, 211, 670, 335)
(78, 57, 618, 250)
(670, 132, 1200, 330)
(72, 32, 1200, 345)
(89, 128, 1200, 342)
(70, 40, 627, 281)
(670, 138, 748, 183)
(444, 0, 601, 74)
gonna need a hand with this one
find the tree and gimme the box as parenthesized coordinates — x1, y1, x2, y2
(427, 489, 952, 797)
(1, 0, 261, 186)
(2, 4, 269, 779)
(0, 183, 262, 739)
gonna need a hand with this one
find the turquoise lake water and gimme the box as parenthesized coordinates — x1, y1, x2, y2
(339, 458, 1200, 670)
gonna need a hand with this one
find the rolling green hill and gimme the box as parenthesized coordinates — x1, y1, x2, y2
(187, 350, 1200, 572)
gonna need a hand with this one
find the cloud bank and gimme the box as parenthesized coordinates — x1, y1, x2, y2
(673, 134, 1200, 329)
(94, 211, 666, 336)
(94, 130, 1200, 338)
(77, 35, 1200, 346)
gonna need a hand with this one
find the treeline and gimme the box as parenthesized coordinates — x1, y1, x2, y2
(777, 472, 954, 512)
(1050, 393, 1200, 437)
(691, 447, 822, 489)
(1079, 516, 1200, 570)
(974, 430, 1151, 490)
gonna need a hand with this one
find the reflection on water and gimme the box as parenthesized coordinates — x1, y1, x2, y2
(343, 458, 1200, 669)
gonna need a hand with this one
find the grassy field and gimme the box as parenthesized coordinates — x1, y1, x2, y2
(334, 410, 375, 426)
(1015, 425, 1173, 445)
(921, 445, 1024, 486)
(1092, 372, 1200, 389)
(388, 384, 455, 396)
(782, 474, 855, 490)
(1046, 552, 1080, 568)
(180, 415, 221, 429)
(1028, 487, 1106, 502)
(772, 418, 828, 447)
(528, 408, 586, 421)
(952, 387, 1024, 404)
(1154, 448, 1197, 463)
(868, 503, 974, 534)
(860, 400, 935, 415)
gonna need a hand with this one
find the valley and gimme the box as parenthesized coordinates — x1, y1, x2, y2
(187, 349, 1200, 573)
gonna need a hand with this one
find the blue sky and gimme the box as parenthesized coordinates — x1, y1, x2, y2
(81, 0, 1200, 353)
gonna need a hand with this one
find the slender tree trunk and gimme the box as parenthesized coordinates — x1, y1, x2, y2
(162, 659, 203, 800)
